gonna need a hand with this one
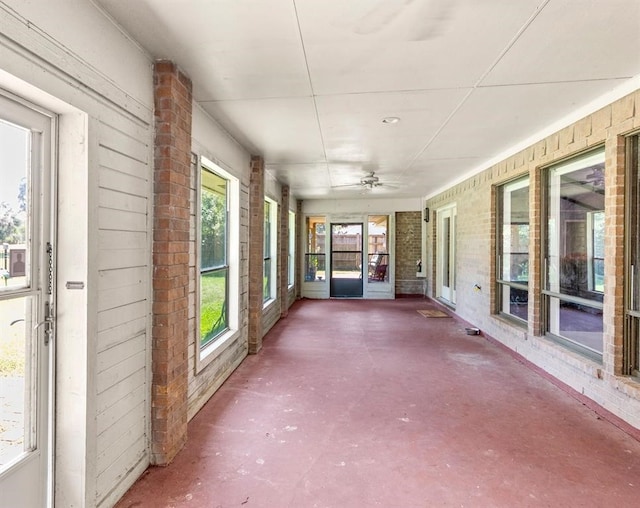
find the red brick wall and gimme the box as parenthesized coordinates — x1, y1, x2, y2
(279, 185, 290, 317)
(395, 211, 423, 295)
(151, 61, 192, 465)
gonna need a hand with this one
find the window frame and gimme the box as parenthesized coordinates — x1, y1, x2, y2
(304, 216, 326, 283)
(263, 197, 278, 305)
(541, 148, 605, 361)
(624, 134, 640, 376)
(586, 210, 605, 293)
(495, 176, 530, 325)
(288, 210, 295, 288)
(196, 156, 240, 368)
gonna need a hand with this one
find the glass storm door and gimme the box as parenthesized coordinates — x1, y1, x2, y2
(330, 223, 363, 297)
(437, 206, 457, 304)
(0, 95, 54, 507)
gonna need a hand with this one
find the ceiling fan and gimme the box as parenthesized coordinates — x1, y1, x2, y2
(331, 171, 391, 193)
(359, 172, 383, 189)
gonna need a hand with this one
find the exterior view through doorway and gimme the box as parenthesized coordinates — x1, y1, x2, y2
(0, 93, 55, 508)
(330, 223, 363, 297)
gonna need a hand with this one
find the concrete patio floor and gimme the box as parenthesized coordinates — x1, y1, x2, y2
(116, 298, 640, 507)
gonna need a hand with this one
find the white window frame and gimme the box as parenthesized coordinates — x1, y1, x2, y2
(263, 197, 278, 305)
(288, 210, 295, 288)
(586, 210, 605, 293)
(496, 177, 530, 322)
(196, 156, 240, 368)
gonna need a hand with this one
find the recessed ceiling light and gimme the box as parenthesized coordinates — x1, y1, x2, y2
(382, 116, 400, 124)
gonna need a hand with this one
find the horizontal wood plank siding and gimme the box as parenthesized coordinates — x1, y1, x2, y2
(95, 115, 151, 505)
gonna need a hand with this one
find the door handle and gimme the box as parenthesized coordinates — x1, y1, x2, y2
(34, 301, 54, 345)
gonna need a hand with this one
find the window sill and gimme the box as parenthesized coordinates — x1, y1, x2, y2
(196, 327, 241, 374)
(263, 297, 277, 311)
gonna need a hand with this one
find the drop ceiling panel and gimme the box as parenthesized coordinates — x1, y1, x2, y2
(200, 97, 324, 163)
(422, 78, 627, 160)
(267, 163, 333, 199)
(98, 0, 311, 100)
(483, 0, 640, 86)
(408, 158, 485, 195)
(295, 0, 544, 94)
(266, 163, 329, 187)
(95, 0, 640, 200)
(315, 88, 469, 168)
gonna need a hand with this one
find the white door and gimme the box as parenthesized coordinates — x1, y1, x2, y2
(437, 205, 456, 304)
(0, 94, 54, 507)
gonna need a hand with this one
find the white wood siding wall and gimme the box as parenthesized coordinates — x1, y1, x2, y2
(0, 1, 154, 506)
(95, 115, 151, 505)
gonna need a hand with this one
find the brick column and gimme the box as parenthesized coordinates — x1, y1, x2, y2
(395, 211, 423, 295)
(248, 156, 265, 354)
(279, 185, 290, 317)
(151, 61, 192, 465)
(529, 163, 543, 337)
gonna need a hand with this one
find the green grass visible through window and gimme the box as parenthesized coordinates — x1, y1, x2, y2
(200, 271, 227, 346)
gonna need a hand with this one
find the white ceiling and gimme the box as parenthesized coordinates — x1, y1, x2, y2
(97, 0, 640, 200)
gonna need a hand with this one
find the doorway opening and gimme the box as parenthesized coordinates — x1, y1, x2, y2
(0, 93, 55, 508)
(330, 223, 363, 297)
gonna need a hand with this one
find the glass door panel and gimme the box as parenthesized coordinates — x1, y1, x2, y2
(437, 206, 456, 304)
(0, 96, 53, 507)
(330, 223, 363, 297)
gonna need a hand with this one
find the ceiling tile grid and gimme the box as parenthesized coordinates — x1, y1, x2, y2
(97, 0, 640, 199)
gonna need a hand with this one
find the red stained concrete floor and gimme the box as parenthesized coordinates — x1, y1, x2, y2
(116, 298, 640, 507)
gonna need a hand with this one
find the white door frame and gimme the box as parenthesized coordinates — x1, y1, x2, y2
(436, 204, 457, 305)
(0, 92, 55, 508)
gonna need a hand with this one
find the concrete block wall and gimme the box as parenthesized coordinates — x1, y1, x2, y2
(425, 87, 640, 430)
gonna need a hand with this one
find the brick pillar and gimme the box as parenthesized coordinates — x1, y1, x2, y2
(151, 61, 192, 465)
(395, 211, 423, 295)
(529, 163, 543, 337)
(248, 156, 265, 354)
(279, 185, 290, 317)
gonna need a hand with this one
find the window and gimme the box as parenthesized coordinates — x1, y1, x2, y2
(199, 166, 229, 347)
(496, 178, 529, 323)
(367, 215, 389, 282)
(543, 149, 605, 358)
(288, 210, 295, 287)
(587, 210, 605, 292)
(625, 134, 640, 375)
(263, 198, 277, 303)
(305, 216, 325, 282)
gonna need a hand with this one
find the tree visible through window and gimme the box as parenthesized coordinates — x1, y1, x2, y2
(200, 167, 228, 347)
